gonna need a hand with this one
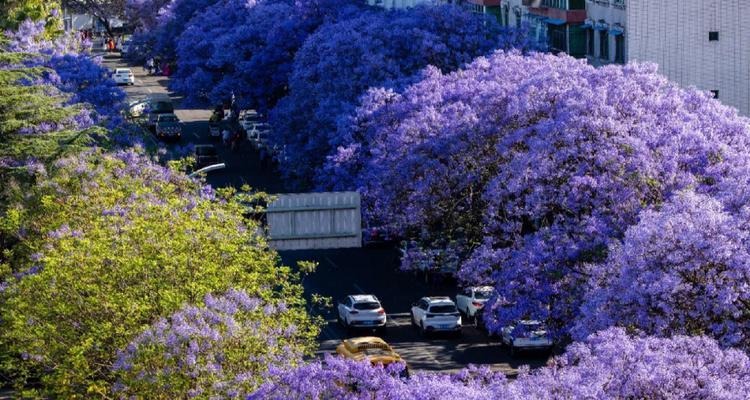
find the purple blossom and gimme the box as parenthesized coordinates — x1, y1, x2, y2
(114, 289, 305, 399)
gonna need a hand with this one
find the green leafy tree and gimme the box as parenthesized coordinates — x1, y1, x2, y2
(0, 0, 61, 34)
(0, 149, 317, 397)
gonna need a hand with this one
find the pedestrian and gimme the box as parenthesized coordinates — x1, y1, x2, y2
(146, 58, 154, 75)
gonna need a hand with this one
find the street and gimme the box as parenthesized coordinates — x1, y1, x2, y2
(103, 54, 551, 374)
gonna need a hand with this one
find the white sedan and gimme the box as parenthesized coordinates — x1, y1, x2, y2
(239, 110, 262, 132)
(455, 286, 493, 322)
(500, 320, 553, 357)
(337, 294, 387, 333)
(112, 68, 135, 85)
(410, 296, 462, 337)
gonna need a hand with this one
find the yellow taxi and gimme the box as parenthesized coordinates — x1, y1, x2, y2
(335, 336, 407, 369)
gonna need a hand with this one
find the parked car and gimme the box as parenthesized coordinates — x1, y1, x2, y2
(193, 144, 219, 169)
(499, 320, 553, 357)
(239, 110, 262, 132)
(335, 336, 407, 376)
(455, 286, 493, 322)
(337, 294, 387, 334)
(127, 98, 149, 118)
(154, 113, 182, 141)
(246, 122, 271, 149)
(112, 68, 135, 86)
(410, 296, 462, 337)
(147, 98, 175, 128)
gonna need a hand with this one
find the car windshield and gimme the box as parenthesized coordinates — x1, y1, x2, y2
(513, 322, 545, 334)
(159, 116, 178, 123)
(354, 302, 381, 310)
(151, 101, 174, 113)
(116, 69, 130, 74)
(475, 289, 492, 300)
(196, 147, 217, 156)
(429, 305, 457, 314)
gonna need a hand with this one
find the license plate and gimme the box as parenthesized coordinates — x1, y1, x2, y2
(362, 321, 375, 325)
(439, 324, 452, 329)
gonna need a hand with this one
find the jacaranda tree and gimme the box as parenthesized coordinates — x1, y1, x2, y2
(573, 190, 750, 350)
(328, 51, 750, 338)
(169, 0, 366, 109)
(272, 4, 535, 187)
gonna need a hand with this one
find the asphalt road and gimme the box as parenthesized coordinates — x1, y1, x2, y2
(103, 53, 551, 374)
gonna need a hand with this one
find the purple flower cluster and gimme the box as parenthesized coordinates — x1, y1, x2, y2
(114, 289, 305, 399)
(574, 191, 750, 349)
(3, 18, 127, 133)
(250, 328, 750, 399)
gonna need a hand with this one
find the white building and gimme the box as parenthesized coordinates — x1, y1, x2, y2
(584, 0, 749, 116)
(628, 0, 750, 115)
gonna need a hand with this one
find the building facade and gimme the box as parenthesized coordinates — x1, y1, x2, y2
(628, 0, 750, 115)
(525, 0, 587, 57)
(584, 0, 626, 65)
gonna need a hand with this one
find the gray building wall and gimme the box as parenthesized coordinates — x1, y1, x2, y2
(628, 0, 750, 115)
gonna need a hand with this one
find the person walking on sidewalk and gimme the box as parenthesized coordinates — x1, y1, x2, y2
(146, 58, 154, 75)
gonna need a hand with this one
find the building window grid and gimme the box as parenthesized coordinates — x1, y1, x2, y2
(542, 0, 567, 9)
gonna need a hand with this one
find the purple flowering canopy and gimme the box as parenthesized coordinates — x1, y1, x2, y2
(250, 328, 750, 400)
(327, 51, 750, 338)
(271, 4, 535, 186)
(168, 0, 367, 109)
(574, 191, 750, 350)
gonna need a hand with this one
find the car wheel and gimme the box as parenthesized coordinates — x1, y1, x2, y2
(337, 312, 344, 326)
(419, 322, 427, 338)
(377, 325, 387, 336)
(509, 342, 517, 358)
(410, 312, 417, 328)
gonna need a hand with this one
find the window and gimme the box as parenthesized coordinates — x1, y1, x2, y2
(614, 34, 625, 63)
(587, 28, 595, 56)
(599, 30, 609, 60)
(429, 305, 457, 314)
(549, 25, 567, 53)
(709, 31, 719, 41)
(711, 90, 719, 99)
(354, 302, 381, 310)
